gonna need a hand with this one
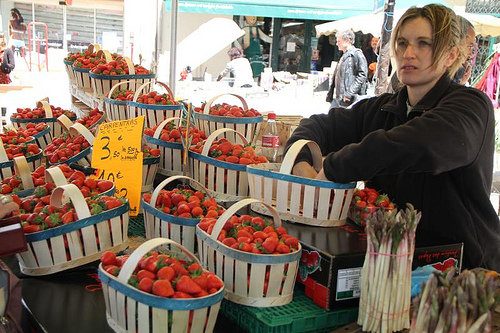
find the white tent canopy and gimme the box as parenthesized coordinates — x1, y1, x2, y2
(315, 6, 500, 38)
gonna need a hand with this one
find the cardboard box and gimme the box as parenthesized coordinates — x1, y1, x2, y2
(283, 220, 463, 311)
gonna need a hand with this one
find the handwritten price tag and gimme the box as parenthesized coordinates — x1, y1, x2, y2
(92, 116, 145, 216)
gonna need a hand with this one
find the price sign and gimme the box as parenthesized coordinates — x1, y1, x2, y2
(92, 116, 145, 216)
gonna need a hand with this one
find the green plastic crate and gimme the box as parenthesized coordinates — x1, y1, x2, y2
(128, 213, 146, 237)
(220, 287, 358, 333)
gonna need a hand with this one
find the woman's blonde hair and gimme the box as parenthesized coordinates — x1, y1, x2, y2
(391, 4, 463, 77)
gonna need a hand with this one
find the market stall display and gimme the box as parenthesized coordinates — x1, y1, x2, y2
(98, 238, 225, 333)
(194, 94, 263, 144)
(196, 198, 301, 307)
(141, 175, 224, 253)
(247, 139, 355, 227)
(16, 183, 129, 276)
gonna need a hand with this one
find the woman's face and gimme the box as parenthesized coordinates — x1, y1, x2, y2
(395, 17, 453, 91)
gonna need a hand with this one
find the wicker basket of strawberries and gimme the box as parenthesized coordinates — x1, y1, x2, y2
(196, 198, 301, 307)
(128, 81, 183, 128)
(194, 94, 263, 144)
(15, 183, 129, 276)
(188, 128, 268, 202)
(98, 238, 225, 333)
(10, 101, 77, 139)
(103, 81, 136, 122)
(141, 175, 224, 253)
(90, 55, 155, 99)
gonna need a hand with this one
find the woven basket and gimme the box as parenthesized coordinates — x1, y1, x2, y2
(128, 81, 183, 128)
(63, 59, 76, 84)
(10, 101, 77, 139)
(98, 238, 225, 333)
(31, 125, 52, 150)
(103, 81, 134, 122)
(90, 55, 155, 99)
(0, 141, 42, 182)
(142, 175, 214, 253)
(44, 166, 115, 198)
(72, 44, 101, 92)
(144, 117, 185, 176)
(247, 140, 356, 227)
(189, 128, 250, 202)
(16, 184, 129, 276)
(194, 94, 263, 144)
(196, 198, 301, 307)
(6, 156, 37, 197)
(46, 123, 94, 168)
(142, 155, 160, 193)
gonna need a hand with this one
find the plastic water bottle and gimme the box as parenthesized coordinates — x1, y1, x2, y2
(261, 112, 281, 163)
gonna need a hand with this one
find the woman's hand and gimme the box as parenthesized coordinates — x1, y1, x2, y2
(315, 168, 329, 181)
(0, 195, 19, 219)
(292, 161, 318, 179)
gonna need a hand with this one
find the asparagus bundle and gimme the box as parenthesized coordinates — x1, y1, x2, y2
(357, 203, 421, 333)
(410, 267, 500, 332)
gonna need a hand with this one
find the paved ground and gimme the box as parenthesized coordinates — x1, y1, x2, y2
(1, 48, 72, 123)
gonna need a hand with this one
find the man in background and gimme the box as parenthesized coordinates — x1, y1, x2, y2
(326, 29, 368, 108)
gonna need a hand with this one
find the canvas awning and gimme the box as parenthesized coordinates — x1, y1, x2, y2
(165, 0, 374, 21)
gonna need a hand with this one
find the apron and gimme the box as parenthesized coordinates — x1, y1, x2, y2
(244, 26, 264, 78)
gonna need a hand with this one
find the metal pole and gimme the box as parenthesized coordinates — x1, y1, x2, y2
(94, 8, 97, 44)
(374, 0, 396, 95)
(169, 0, 178, 96)
(62, 5, 67, 53)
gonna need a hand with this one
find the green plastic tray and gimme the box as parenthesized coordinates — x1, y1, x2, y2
(128, 213, 145, 237)
(220, 287, 358, 333)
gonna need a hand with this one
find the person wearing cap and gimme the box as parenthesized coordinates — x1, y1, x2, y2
(217, 47, 255, 88)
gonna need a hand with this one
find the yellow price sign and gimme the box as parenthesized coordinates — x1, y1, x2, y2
(92, 116, 145, 216)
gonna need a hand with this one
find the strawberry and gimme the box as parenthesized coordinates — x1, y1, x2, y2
(175, 275, 202, 295)
(152, 279, 174, 297)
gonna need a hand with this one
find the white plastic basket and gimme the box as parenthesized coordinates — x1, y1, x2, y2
(98, 238, 225, 333)
(142, 175, 216, 254)
(196, 198, 301, 307)
(189, 128, 251, 202)
(194, 94, 263, 144)
(127, 81, 183, 129)
(247, 140, 356, 227)
(144, 117, 184, 176)
(16, 183, 129, 276)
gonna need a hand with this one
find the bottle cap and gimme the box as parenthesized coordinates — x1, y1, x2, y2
(267, 112, 276, 120)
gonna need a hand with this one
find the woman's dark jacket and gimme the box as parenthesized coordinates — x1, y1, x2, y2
(287, 73, 500, 271)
